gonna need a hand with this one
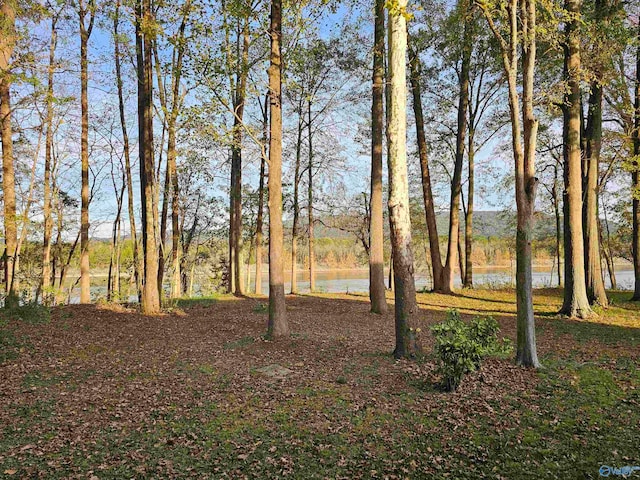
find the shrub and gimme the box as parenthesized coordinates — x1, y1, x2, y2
(430, 310, 511, 392)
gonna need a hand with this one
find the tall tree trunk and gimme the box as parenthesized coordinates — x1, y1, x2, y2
(1, 0, 17, 307)
(601, 198, 617, 290)
(516, 0, 541, 366)
(229, 19, 250, 296)
(442, 1, 472, 294)
(369, 0, 388, 313)
(552, 164, 562, 286)
(266, 0, 288, 337)
(108, 180, 125, 301)
(481, 0, 540, 367)
(631, 23, 640, 301)
(42, 14, 58, 304)
(136, 0, 160, 314)
(464, 128, 475, 288)
(255, 92, 268, 296)
(291, 111, 303, 294)
(388, 0, 418, 359)
(408, 34, 444, 292)
(308, 99, 316, 293)
(167, 3, 189, 299)
(560, 0, 592, 317)
(114, 0, 142, 303)
(583, 81, 608, 306)
(79, 0, 94, 304)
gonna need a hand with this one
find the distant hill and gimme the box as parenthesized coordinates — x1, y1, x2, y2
(309, 210, 560, 240)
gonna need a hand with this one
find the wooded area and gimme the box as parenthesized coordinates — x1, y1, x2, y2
(1, 0, 640, 476)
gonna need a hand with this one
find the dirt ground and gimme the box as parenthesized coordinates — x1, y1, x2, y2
(1, 290, 639, 478)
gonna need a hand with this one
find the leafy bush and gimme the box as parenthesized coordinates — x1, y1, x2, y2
(431, 310, 511, 392)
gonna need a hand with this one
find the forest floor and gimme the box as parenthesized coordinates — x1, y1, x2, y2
(0, 288, 639, 479)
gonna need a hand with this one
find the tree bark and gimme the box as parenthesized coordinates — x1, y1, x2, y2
(388, 0, 418, 359)
(228, 18, 250, 296)
(290, 110, 303, 294)
(408, 34, 444, 293)
(583, 80, 608, 306)
(136, 0, 161, 314)
(559, 0, 593, 317)
(464, 127, 475, 288)
(79, 0, 95, 304)
(1, 0, 17, 308)
(369, 0, 388, 313)
(266, 0, 288, 337)
(308, 99, 316, 293)
(41, 13, 59, 304)
(632, 23, 640, 301)
(441, 1, 472, 294)
(552, 164, 562, 286)
(114, 0, 142, 303)
(255, 92, 268, 296)
(481, 0, 540, 367)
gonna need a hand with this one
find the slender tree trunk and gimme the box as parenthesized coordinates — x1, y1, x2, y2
(291, 112, 303, 294)
(583, 81, 608, 306)
(255, 93, 268, 296)
(631, 24, 640, 301)
(41, 14, 58, 303)
(442, 1, 472, 294)
(481, 0, 540, 367)
(1, 0, 17, 308)
(158, 140, 169, 299)
(457, 221, 465, 284)
(266, 0, 288, 337)
(560, 0, 592, 317)
(308, 100, 316, 293)
(388, 0, 418, 359)
(79, 1, 94, 304)
(408, 34, 444, 292)
(516, 0, 540, 366)
(464, 128, 475, 288)
(114, 0, 141, 303)
(108, 181, 125, 301)
(228, 20, 250, 296)
(552, 165, 562, 286)
(369, 0, 388, 313)
(601, 198, 617, 290)
(136, 0, 160, 314)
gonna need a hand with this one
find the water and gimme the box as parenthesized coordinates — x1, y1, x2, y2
(66, 265, 635, 302)
(249, 266, 635, 295)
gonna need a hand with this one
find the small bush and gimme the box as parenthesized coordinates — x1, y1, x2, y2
(431, 310, 511, 392)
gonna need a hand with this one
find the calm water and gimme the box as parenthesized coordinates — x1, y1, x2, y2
(249, 266, 635, 296)
(72, 266, 635, 302)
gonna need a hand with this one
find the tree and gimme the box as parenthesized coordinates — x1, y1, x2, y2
(408, 33, 444, 293)
(369, 0, 388, 313)
(113, 0, 142, 302)
(136, 0, 161, 314)
(41, 8, 60, 304)
(559, 0, 593, 318)
(633, 23, 640, 301)
(441, 0, 472, 294)
(78, 0, 95, 304)
(479, 0, 541, 367)
(1, 0, 18, 308)
(255, 92, 268, 296)
(388, 0, 418, 359)
(266, 0, 288, 337)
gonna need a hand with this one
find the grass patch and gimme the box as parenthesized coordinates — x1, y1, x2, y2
(224, 336, 255, 350)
